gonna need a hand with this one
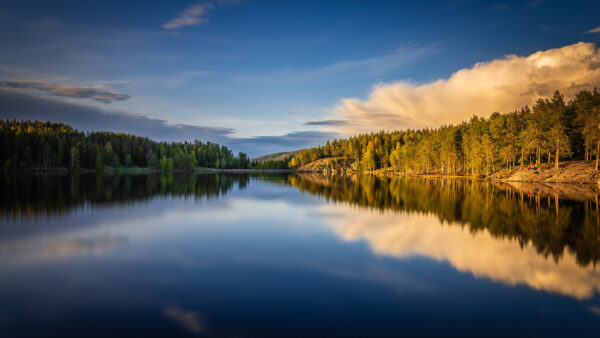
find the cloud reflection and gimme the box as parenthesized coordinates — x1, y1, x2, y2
(326, 205, 600, 299)
(164, 305, 209, 336)
(0, 234, 127, 259)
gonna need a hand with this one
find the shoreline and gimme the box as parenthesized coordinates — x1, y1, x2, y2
(296, 160, 600, 184)
(4, 161, 599, 185)
(1, 167, 293, 174)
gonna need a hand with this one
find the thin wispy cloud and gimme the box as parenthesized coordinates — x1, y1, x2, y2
(528, 0, 543, 8)
(585, 26, 600, 34)
(0, 80, 130, 103)
(236, 46, 436, 83)
(285, 110, 301, 117)
(327, 42, 600, 135)
(162, 0, 245, 30)
(0, 64, 54, 80)
(303, 120, 348, 126)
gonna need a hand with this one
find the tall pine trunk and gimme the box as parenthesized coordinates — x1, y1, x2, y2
(520, 149, 524, 169)
(555, 138, 559, 170)
(596, 140, 600, 171)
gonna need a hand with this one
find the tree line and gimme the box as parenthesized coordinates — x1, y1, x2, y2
(0, 120, 258, 170)
(289, 90, 600, 175)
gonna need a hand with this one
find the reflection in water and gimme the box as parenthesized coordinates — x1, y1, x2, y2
(327, 206, 600, 299)
(164, 305, 208, 336)
(0, 173, 250, 219)
(2, 173, 600, 301)
(0, 234, 127, 259)
(288, 174, 600, 267)
(286, 174, 600, 299)
(2, 173, 600, 336)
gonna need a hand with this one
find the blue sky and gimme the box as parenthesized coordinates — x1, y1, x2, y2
(1, 0, 600, 156)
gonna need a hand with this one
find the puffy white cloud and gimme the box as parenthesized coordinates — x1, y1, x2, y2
(330, 42, 600, 135)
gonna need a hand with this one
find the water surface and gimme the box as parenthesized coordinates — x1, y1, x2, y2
(1, 173, 599, 337)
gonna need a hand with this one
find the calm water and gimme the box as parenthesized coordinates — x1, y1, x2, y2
(1, 173, 600, 337)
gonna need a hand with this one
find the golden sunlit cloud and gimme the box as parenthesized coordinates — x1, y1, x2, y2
(325, 205, 600, 299)
(585, 26, 600, 34)
(329, 42, 600, 135)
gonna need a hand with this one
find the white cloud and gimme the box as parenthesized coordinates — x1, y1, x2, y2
(329, 42, 600, 135)
(162, 0, 245, 30)
(585, 26, 600, 34)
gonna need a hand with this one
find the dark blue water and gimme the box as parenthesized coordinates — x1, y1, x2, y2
(0, 173, 599, 337)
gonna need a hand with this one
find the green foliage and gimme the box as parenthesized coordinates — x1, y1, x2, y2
(360, 141, 376, 171)
(291, 89, 600, 174)
(250, 158, 290, 169)
(0, 120, 254, 171)
(69, 146, 80, 170)
(122, 154, 131, 168)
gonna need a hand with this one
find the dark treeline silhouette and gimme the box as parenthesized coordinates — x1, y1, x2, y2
(287, 174, 600, 267)
(290, 90, 600, 175)
(0, 120, 258, 170)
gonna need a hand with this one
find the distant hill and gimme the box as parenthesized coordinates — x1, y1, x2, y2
(252, 150, 301, 163)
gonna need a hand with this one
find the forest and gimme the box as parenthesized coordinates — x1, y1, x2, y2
(0, 119, 284, 170)
(289, 90, 600, 176)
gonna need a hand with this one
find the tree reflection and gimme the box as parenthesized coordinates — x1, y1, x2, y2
(3, 172, 599, 269)
(0, 173, 251, 219)
(287, 174, 600, 267)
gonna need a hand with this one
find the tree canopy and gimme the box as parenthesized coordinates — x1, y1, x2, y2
(290, 90, 600, 175)
(0, 120, 254, 170)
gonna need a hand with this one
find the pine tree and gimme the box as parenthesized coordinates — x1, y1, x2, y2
(361, 141, 376, 171)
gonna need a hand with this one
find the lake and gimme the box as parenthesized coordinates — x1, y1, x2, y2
(1, 173, 599, 337)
